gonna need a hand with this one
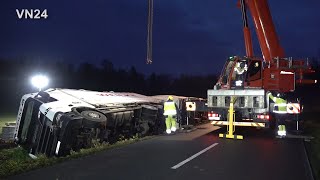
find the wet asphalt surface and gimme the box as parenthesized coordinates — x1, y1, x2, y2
(9, 124, 312, 180)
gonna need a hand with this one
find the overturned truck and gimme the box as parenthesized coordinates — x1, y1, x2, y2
(14, 89, 164, 157)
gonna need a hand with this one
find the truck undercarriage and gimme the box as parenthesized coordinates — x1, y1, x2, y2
(15, 93, 164, 157)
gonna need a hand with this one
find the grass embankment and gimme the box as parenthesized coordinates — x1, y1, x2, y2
(0, 115, 15, 134)
(303, 111, 320, 179)
(0, 135, 153, 178)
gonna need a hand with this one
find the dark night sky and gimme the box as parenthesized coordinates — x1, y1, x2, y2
(0, 0, 319, 76)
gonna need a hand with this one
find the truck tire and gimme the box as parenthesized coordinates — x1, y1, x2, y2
(81, 110, 107, 128)
(139, 122, 150, 136)
(141, 105, 158, 121)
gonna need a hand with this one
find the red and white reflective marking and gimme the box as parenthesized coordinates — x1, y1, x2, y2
(208, 113, 220, 120)
(287, 103, 301, 114)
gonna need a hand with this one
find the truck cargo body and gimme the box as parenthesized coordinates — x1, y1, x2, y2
(15, 89, 163, 157)
(151, 95, 209, 126)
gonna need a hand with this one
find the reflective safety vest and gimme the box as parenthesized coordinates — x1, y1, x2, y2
(163, 101, 177, 115)
(234, 66, 245, 74)
(268, 93, 287, 114)
(234, 63, 247, 75)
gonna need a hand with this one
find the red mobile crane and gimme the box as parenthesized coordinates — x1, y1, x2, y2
(208, 0, 316, 134)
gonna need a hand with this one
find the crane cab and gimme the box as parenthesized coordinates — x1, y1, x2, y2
(217, 56, 263, 90)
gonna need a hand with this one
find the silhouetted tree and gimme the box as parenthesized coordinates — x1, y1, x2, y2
(0, 58, 242, 113)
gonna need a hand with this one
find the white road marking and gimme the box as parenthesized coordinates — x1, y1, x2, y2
(171, 143, 219, 169)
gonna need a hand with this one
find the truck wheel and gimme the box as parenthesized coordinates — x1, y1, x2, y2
(81, 110, 107, 128)
(141, 105, 158, 121)
(140, 122, 150, 136)
(81, 110, 106, 122)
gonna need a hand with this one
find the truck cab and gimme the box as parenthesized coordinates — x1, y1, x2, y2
(217, 56, 263, 90)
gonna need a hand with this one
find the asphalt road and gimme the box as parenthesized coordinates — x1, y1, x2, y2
(9, 124, 313, 180)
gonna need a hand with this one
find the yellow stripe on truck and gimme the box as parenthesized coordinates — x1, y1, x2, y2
(211, 121, 265, 127)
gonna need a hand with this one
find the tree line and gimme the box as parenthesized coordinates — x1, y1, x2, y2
(0, 59, 218, 113)
(0, 57, 319, 114)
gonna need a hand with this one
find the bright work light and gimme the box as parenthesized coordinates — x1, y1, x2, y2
(235, 80, 243, 86)
(31, 75, 49, 91)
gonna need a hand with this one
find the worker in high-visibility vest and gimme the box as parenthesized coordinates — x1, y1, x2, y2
(234, 62, 248, 79)
(233, 61, 248, 88)
(163, 96, 178, 134)
(267, 92, 287, 137)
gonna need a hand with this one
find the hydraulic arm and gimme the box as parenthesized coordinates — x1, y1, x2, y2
(244, 0, 284, 61)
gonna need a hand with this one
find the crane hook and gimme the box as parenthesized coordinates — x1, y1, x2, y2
(146, 0, 153, 64)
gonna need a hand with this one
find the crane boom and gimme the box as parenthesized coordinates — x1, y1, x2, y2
(240, 0, 254, 57)
(245, 0, 285, 61)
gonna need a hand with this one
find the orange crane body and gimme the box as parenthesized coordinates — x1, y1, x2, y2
(216, 0, 315, 93)
(208, 0, 315, 131)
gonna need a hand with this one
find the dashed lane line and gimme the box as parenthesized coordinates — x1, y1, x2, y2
(171, 142, 219, 169)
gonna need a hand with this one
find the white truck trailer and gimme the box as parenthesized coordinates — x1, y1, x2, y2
(14, 88, 164, 156)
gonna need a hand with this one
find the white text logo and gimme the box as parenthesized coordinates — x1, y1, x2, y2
(16, 9, 48, 19)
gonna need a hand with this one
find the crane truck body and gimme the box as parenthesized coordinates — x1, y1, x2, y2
(207, 0, 314, 131)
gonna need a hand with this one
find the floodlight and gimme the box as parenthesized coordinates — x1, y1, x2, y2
(31, 75, 49, 91)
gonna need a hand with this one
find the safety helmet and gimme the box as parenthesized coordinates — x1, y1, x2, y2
(229, 56, 235, 60)
(277, 93, 281, 97)
(168, 96, 173, 100)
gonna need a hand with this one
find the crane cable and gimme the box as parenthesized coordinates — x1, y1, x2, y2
(146, 0, 153, 64)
